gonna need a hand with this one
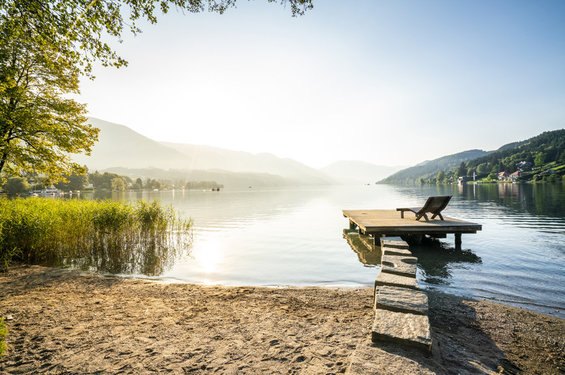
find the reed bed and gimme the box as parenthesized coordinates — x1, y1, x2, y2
(0, 198, 192, 275)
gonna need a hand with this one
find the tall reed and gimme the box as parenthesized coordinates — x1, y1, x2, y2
(0, 198, 192, 275)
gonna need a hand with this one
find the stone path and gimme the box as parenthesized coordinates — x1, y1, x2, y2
(346, 236, 433, 374)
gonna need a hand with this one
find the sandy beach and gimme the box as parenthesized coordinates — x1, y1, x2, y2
(0, 264, 563, 374)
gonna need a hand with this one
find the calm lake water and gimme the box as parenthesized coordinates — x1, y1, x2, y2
(81, 183, 565, 318)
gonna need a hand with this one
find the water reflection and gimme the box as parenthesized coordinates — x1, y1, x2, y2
(410, 241, 482, 285)
(446, 183, 565, 219)
(342, 229, 382, 267)
(342, 228, 482, 285)
(59, 227, 192, 276)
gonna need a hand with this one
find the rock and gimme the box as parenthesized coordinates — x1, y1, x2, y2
(382, 246, 412, 256)
(374, 272, 418, 290)
(375, 286, 429, 315)
(380, 237, 409, 249)
(346, 339, 435, 375)
(381, 255, 418, 278)
(372, 309, 432, 353)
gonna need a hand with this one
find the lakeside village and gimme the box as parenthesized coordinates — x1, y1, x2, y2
(428, 159, 565, 185)
(0, 171, 223, 197)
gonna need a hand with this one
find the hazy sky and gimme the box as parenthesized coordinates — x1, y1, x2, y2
(78, 0, 565, 168)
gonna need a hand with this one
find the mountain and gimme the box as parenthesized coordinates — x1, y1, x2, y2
(320, 161, 404, 184)
(380, 149, 489, 184)
(161, 142, 331, 184)
(73, 118, 189, 170)
(72, 118, 332, 186)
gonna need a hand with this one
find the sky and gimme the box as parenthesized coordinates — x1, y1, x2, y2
(78, 0, 565, 168)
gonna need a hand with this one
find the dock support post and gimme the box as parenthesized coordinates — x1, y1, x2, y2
(372, 234, 382, 247)
(454, 233, 462, 250)
(349, 220, 358, 230)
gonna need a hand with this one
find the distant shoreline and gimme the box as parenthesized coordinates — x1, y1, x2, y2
(1, 265, 563, 374)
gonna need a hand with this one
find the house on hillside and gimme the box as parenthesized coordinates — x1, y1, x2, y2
(510, 170, 523, 180)
(498, 171, 510, 180)
(516, 161, 532, 171)
(457, 176, 472, 185)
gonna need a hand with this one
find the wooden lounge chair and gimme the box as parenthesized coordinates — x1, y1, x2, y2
(396, 196, 452, 221)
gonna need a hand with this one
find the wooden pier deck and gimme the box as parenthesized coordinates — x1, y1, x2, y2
(343, 209, 481, 249)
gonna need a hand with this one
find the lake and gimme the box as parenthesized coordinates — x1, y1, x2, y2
(80, 183, 565, 318)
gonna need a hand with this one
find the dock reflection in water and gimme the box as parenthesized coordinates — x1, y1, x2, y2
(409, 241, 482, 285)
(342, 229, 382, 267)
(343, 229, 482, 286)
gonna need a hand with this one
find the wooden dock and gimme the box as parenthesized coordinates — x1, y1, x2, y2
(343, 209, 481, 249)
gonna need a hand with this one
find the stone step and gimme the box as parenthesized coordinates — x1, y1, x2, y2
(380, 254, 417, 278)
(374, 272, 418, 290)
(374, 285, 429, 315)
(345, 339, 436, 375)
(382, 246, 412, 256)
(380, 237, 409, 249)
(372, 309, 432, 353)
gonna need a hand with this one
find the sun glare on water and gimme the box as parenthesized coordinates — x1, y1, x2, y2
(192, 238, 223, 275)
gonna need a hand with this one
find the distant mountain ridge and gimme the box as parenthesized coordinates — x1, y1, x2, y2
(73, 118, 407, 187)
(380, 149, 490, 184)
(73, 118, 333, 187)
(161, 142, 330, 184)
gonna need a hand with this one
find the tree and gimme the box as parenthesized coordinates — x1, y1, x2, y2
(133, 177, 143, 190)
(55, 172, 88, 191)
(2, 176, 28, 195)
(436, 170, 445, 183)
(111, 177, 126, 191)
(477, 163, 489, 175)
(534, 152, 546, 167)
(456, 162, 467, 178)
(0, 0, 312, 181)
(0, 9, 97, 181)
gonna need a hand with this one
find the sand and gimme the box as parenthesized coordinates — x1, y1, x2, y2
(0, 265, 563, 374)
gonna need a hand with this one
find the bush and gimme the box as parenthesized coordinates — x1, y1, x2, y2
(0, 198, 192, 275)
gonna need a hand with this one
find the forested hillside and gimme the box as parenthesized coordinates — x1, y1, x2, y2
(434, 129, 565, 183)
(379, 149, 488, 184)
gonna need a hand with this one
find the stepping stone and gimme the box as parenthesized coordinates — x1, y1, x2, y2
(374, 272, 418, 290)
(372, 309, 432, 353)
(346, 339, 436, 375)
(380, 237, 409, 249)
(381, 255, 417, 278)
(382, 246, 412, 256)
(374, 285, 429, 315)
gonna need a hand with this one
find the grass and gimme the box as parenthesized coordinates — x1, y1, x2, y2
(0, 198, 192, 275)
(0, 317, 6, 356)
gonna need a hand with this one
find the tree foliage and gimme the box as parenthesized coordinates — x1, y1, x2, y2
(0, 0, 312, 181)
(2, 175, 29, 195)
(55, 172, 89, 191)
(0, 7, 97, 180)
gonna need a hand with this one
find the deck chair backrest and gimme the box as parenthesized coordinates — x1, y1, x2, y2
(421, 196, 451, 215)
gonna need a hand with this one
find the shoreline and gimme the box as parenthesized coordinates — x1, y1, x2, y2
(1, 265, 564, 374)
